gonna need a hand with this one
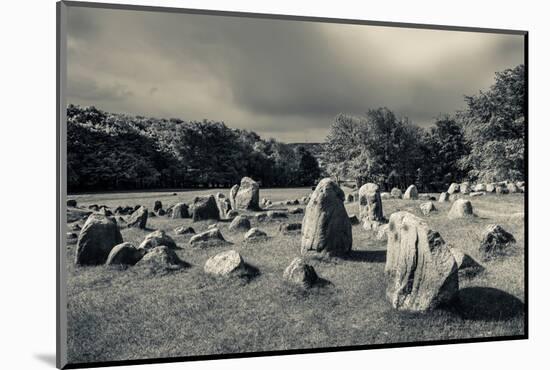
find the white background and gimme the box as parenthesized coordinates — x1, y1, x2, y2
(1, 0, 547, 369)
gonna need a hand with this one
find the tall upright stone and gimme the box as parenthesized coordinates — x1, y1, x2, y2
(301, 178, 352, 257)
(192, 195, 220, 222)
(358, 183, 384, 222)
(235, 177, 260, 211)
(385, 211, 458, 311)
(75, 213, 123, 265)
(448, 199, 474, 219)
(215, 192, 231, 219)
(447, 183, 460, 194)
(172, 202, 190, 219)
(403, 185, 418, 200)
(229, 184, 239, 210)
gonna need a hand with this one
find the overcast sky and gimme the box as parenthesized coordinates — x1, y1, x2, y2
(66, 6, 524, 142)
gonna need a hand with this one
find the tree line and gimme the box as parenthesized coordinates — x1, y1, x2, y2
(324, 64, 525, 192)
(67, 105, 321, 192)
(67, 64, 524, 193)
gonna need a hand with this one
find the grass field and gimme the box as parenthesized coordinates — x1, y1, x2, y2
(65, 188, 525, 364)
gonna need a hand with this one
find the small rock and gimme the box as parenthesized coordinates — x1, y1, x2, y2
(126, 206, 148, 229)
(283, 258, 319, 288)
(228, 216, 251, 232)
(106, 242, 145, 266)
(136, 246, 187, 273)
(174, 226, 195, 235)
(479, 224, 516, 261)
(420, 201, 436, 215)
(289, 207, 304, 214)
(448, 199, 474, 219)
(67, 199, 77, 207)
(279, 223, 302, 234)
(189, 228, 227, 247)
(244, 228, 267, 240)
(204, 250, 250, 277)
(138, 230, 178, 251)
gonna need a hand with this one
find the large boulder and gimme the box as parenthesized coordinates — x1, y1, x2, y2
(438, 192, 450, 203)
(204, 250, 250, 277)
(215, 192, 231, 219)
(301, 178, 352, 257)
(126, 206, 148, 229)
(479, 224, 516, 261)
(448, 199, 474, 219)
(172, 203, 190, 219)
(235, 177, 260, 210)
(403, 185, 418, 200)
(228, 215, 251, 232)
(283, 258, 319, 288)
(385, 212, 458, 311)
(75, 213, 123, 265)
(229, 184, 240, 210)
(138, 230, 178, 251)
(189, 228, 227, 247)
(192, 195, 220, 222)
(106, 242, 145, 266)
(390, 188, 403, 199)
(135, 246, 187, 273)
(358, 183, 384, 222)
(447, 183, 460, 194)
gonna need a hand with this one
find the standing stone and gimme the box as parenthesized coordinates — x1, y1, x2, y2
(447, 183, 460, 194)
(380, 192, 391, 199)
(301, 178, 352, 257)
(172, 203, 190, 219)
(106, 242, 145, 266)
(126, 206, 148, 229)
(385, 212, 458, 311)
(479, 224, 516, 261)
(420, 201, 436, 215)
(446, 199, 474, 220)
(283, 258, 319, 288)
(448, 199, 474, 219)
(75, 213, 123, 265)
(448, 247, 484, 277)
(496, 186, 509, 194)
(235, 177, 260, 210)
(153, 200, 163, 212)
(358, 183, 384, 222)
(390, 188, 403, 199)
(229, 184, 240, 210)
(486, 183, 497, 193)
(438, 192, 450, 203)
(403, 185, 418, 200)
(215, 192, 231, 219)
(460, 182, 471, 194)
(67, 199, 77, 207)
(138, 230, 178, 251)
(192, 195, 220, 222)
(507, 183, 519, 193)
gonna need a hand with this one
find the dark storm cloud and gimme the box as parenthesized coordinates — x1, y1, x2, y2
(66, 6, 524, 142)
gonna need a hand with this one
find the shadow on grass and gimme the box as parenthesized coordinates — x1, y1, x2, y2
(341, 250, 387, 263)
(454, 287, 524, 321)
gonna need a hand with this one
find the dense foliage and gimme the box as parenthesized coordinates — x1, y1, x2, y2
(324, 64, 525, 191)
(67, 64, 525, 193)
(67, 105, 321, 192)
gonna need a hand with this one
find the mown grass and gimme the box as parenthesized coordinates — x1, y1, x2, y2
(66, 188, 525, 364)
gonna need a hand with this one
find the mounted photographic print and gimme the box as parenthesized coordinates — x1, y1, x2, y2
(56, 1, 528, 368)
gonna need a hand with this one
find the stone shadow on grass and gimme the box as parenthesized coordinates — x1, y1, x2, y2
(341, 249, 387, 263)
(453, 287, 524, 321)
